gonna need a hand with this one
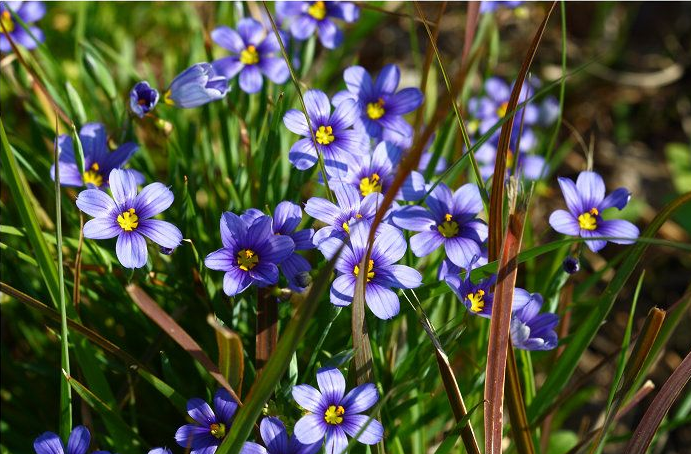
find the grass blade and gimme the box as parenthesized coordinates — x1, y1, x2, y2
(208, 315, 245, 397)
(256, 287, 278, 374)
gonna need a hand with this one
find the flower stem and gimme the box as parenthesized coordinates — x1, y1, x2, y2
(256, 287, 278, 374)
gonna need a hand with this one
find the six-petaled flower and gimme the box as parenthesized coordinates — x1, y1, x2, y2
(276, 1, 359, 49)
(175, 389, 238, 454)
(33, 425, 112, 454)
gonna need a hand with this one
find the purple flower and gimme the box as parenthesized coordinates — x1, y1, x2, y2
(445, 272, 495, 318)
(241, 202, 315, 292)
(437, 247, 488, 280)
(474, 138, 547, 181)
(205, 212, 294, 296)
(163, 63, 229, 108)
(333, 65, 424, 148)
(33, 425, 111, 454)
(317, 221, 421, 319)
(211, 18, 289, 94)
(562, 256, 579, 274)
(305, 183, 385, 246)
(510, 291, 559, 351)
(51, 122, 143, 190)
(276, 1, 359, 49)
(148, 449, 172, 454)
(391, 182, 487, 268)
(548, 171, 639, 252)
(175, 389, 238, 454)
(283, 89, 366, 176)
(75, 169, 182, 269)
(241, 416, 321, 454)
(130, 81, 159, 118)
(480, 1, 524, 14)
(336, 141, 426, 201)
(0, 1, 45, 52)
(292, 367, 383, 454)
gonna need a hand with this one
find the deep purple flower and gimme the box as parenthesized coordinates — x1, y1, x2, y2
(148, 449, 172, 454)
(562, 256, 579, 274)
(241, 417, 321, 454)
(211, 18, 289, 94)
(317, 221, 421, 319)
(445, 272, 496, 318)
(163, 63, 229, 108)
(305, 183, 385, 246)
(548, 171, 639, 252)
(336, 141, 425, 201)
(283, 89, 366, 176)
(292, 367, 383, 453)
(0, 1, 45, 52)
(480, 1, 524, 14)
(33, 425, 111, 454)
(333, 65, 424, 148)
(130, 81, 159, 118)
(75, 169, 182, 269)
(51, 122, 143, 190)
(437, 247, 488, 280)
(510, 291, 559, 351)
(391, 182, 487, 268)
(241, 202, 315, 292)
(205, 212, 294, 296)
(276, 1, 359, 49)
(175, 389, 238, 454)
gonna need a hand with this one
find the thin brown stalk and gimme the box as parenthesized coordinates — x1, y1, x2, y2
(72, 213, 84, 314)
(256, 287, 278, 374)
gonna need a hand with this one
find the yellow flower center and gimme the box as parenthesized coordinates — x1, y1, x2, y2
(577, 208, 599, 231)
(353, 259, 375, 282)
(315, 125, 335, 145)
(366, 98, 386, 120)
(467, 289, 486, 313)
(82, 163, 103, 187)
(240, 45, 259, 65)
(497, 101, 509, 119)
(209, 422, 226, 439)
(359, 173, 382, 196)
(1, 10, 14, 33)
(342, 213, 362, 234)
(237, 249, 259, 271)
(506, 149, 514, 169)
(324, 405, 345, 425)
(467, 119, 480, 135)
(437, 213, 459, 238)
(163, 89, 175, 106)
(117, 208, 139, 232)
(308, 1, 327, 20)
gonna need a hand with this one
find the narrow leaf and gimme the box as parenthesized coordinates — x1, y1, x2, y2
(208, 315, 245, 395)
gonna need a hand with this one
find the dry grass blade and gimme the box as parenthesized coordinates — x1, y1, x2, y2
(624, 349, 691, 454)
(485, 208, 527, 454)
(506, 346, 535, 454)
(487, 2, 556, 262)
(126, 284, 241, 404)
(462, 2, 481, 63)
(256, 287, 278, 374)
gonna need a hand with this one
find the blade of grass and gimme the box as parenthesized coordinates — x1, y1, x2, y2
(215, 249, 342, 454)
(527, 191, 691, 424)
(208, 315, 245, 397)
(256, 287, 279, 374)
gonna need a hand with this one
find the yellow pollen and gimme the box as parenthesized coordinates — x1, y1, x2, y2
(209, 422, 226, 439)
(163, 89, 175, 106)
(117, 208, 139, 232)
(438, 214, 459, 238)
(467, 289, 486, 312)
(342, 221, 350, 233)
(353, 259, 375, 282)
(324, 405, 345, 425)
(237, 249, 259, 271)
(1, 10, 14, 33)
(366, 98, 385, 120)
(507, 149, 515, 169)
(240, 45, 259, 65)
(315, 125, 335, 145)
(82, 163, 103, 187)
(497, 101, 509, 118)
(308, 1, 327, 20)
(467, 119, 480, 135)
(578, 211, 598, 231)
(359, 173, 382, 196)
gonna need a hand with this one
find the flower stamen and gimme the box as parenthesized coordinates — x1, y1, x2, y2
(117, 208, 139, 232)
(1, 10, 14, 33)
(467, 289, 486, 312)
(308, 1, 327, 20)
(237, 248, 259, 271)
(240, 45, 259, 65)
(353, 259, 375, 282)
(324, 405, 345, 425)
(366, 98, 385, 120)
(437, 213, 459, 238)
(82, 162, 103, 187)
(315, 125, 335, 145)
(209, 422, 226, 439)
(577, 208, 599, 231)
(359, 173, 382, 196)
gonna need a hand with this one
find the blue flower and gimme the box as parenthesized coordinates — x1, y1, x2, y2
(175, 389, 238, 454)
(548, 171, 639, 252)
(276, 1, 359, 49)
(33, 425, 111, 454)
(205, 212, 295, 296)
(241, 416, 321, 454)
(75, 169, 183, 269)
(317, 221, 422, 319)
(0, 1, 45, 52)
(130, 81, 159, 118)
(474, 137, 547, 181)
(211, 18, 290, 94)
(391, 182, 487, 268)
(510, 291, 559, 351)
(305, 183, 385, 246)
(283, 89, 366, 176)
(480, 1, 524, 14)
(241, 201, 315, 292)
(51, 122, 143, 190)
(445, 272, 496, 318)
(333, 65, 424, 148)
(164, 63, 229, 108)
